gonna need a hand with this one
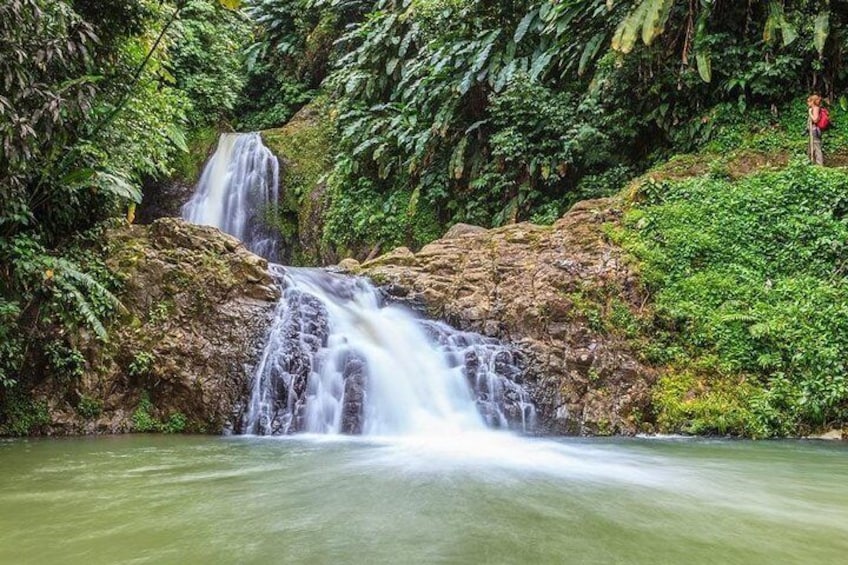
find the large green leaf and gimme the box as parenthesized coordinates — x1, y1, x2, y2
(763, 2, 796, 47)
(642, 0, 675, 46)
(696, 51, 711, 83)
(579, 33, 606, 76)
(514, 9, 537, 44)
(763, 2, 781, 44)
(780, 18, 797, 47)
(95, 172, 143, 204)
(814, 11, 830, 54)
(612, 1, 648, 54)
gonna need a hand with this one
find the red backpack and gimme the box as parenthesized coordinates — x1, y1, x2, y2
(817, 107, 831, 130)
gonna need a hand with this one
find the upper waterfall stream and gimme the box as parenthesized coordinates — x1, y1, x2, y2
(182, 132, 281, 260)
(184, 133, 535, 437)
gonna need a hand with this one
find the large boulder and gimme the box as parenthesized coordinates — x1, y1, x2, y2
(352, 198, 657, 435)
(33, 218, 279, 435)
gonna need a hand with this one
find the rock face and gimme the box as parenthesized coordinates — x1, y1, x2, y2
(353, 198, 657, 435)
(34, 218, 278, 435)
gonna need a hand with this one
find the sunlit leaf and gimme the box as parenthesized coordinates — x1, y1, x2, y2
(814, 11, 830, 54)
(612, 1, 648, 54)
(696, 51, 711, 83)
(642, 0, 674, 46)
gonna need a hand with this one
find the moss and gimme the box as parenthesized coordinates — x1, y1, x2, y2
(261, 98, 335, 264)
(366, 272, 390, 286)
(262, 98, 333, 200)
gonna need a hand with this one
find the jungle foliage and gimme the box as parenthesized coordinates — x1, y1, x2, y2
(313, 0, 848, 250)
(620, 160, 848, 437)
(0, 0, 245, 423)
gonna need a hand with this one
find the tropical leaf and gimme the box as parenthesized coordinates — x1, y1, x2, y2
(612, 1, 648, 54)
(165, 124, 188, 153)
(780, 18, 797, 47)
(579, 33, 606, 76)
(406, 185, 420, 217)
(641, 0, 675, 46)
(763, 2, 781, 44)
(814, 11, 830, 54)
(764, 2, 796, 47)
(514, 9, 537, 44)
(386, 57, 399, 75)
(450, 136, 468, 179)
(529, 50, 554, 80)
(696, 51, 711, 83)
(94, 172, 143, 204)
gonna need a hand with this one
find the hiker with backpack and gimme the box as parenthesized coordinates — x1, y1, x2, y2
(808, 94, 830, 165)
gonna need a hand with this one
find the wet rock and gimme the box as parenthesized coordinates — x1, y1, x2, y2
(443, 223, 487, 239)
(341, 355, 367, 435)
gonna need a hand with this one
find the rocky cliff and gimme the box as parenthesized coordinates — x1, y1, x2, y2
(33, 218, 278, 435)
(347, 198, 657, 435)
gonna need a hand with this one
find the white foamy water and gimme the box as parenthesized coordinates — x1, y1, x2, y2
(184, 132, 536, 441)
(243, 267, 534, 437)
(182, 132, 280, 260)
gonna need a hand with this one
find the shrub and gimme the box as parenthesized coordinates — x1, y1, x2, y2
(131, 392, 159, 432)
(77, 395, 104, 420)
(128, 352, 155, 379)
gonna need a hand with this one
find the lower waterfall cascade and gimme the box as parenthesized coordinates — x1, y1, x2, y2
(241, 266, 536, 436)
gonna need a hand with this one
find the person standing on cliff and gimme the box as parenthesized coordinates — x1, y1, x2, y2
(808, 94, 827, 166)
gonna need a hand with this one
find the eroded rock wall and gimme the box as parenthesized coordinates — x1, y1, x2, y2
(34, 218, 278, 435)
(351, 199, 657, 435)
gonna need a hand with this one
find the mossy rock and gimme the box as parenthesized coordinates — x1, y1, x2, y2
(261, 98, 336, 265)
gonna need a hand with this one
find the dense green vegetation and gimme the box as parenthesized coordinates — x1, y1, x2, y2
(3, 0, 848, 436)
(621, 160, 848, 437)
(317, 0, 848, 249)
(0, 0, 248, 432)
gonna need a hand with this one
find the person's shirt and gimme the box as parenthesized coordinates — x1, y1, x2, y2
(810, 105, 821, 127)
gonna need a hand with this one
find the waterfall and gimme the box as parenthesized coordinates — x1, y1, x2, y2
(242, 266, 535, 436)
(184, 132, 535, 437)
(182, 133, 281, 260)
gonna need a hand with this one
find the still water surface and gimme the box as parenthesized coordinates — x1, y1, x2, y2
(0, 434, 845, 564)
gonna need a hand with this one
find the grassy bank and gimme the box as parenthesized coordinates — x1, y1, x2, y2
(610, 101, 848, 437)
